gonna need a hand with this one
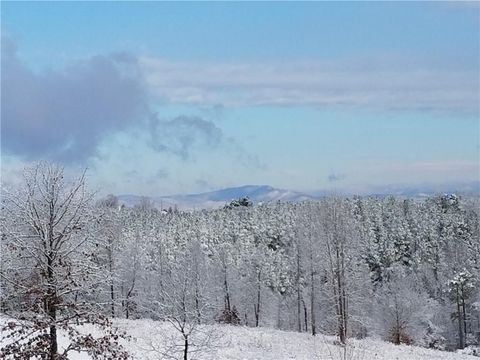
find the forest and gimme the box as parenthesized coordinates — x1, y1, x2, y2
(1, 162, 479, 359)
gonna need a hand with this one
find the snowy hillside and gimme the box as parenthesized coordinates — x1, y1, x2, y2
(1, 317, 477, 360)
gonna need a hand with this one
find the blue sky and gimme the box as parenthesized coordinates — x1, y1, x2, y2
(1, 2, 479, 195)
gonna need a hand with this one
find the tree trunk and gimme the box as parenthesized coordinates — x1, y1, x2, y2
(394, 294, 401, 344)
(224, 266, 231, 312)
(74, 293, 79, 325)
(336, 247, 347, 344)
(255, 270, 261, 327)
(296, 241, 302, 332)
(125, 276, 136, 319)
(310, 249, 316, 336)
(461, 289, 467, 340)
(108, 241, 115, 318)
(183, 336, 189, 360)
(47, 256, 58, 360)
(337, 278, 346, 344)
(457, 288, 465, 349)
(195, 287, 201, 324)
(121, 283, 126, 316)
(47, 186, 58, 360)
(194, 253, 201, 324)
(49, 319, 58, 360)
(339, 224, 348, 344)
(303, 300, 308, 332)
(310, 282, 316, 335)
(110, 282, 115, 318)
(340, 285, 347, 344)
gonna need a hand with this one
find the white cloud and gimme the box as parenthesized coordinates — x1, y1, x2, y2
(140, 56, 478, 114)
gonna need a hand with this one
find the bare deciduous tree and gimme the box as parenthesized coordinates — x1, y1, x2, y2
(0, 162, 128, 359)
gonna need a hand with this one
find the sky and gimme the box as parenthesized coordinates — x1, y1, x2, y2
(1, 1, 479, 196)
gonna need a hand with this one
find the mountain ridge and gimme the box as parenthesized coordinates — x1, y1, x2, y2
(117, 181, 479, 210)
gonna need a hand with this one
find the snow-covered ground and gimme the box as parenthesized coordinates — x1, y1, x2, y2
(1, 317, 478, 359)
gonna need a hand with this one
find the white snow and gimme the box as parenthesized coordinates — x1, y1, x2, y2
(2, 317, 477, 359)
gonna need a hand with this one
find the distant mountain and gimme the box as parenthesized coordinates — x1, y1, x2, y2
(117, 181, 479, 210)
(118, 185, 314, 210)
(191, 185, 313, 202)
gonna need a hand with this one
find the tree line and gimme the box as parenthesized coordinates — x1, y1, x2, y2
(1, 162, 479, 359)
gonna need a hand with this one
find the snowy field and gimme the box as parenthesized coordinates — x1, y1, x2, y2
(2, 317, 477, 360)
(116, 319, 479, 360)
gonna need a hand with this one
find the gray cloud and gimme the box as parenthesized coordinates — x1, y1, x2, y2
(328, 173, 346, 183)
(141, 168, 170, 188)
(148, 114, 223, 159)
(1, 37, 265, 170)
(155, 168, 169, 179)
(124, 170, 140, 178)
(226, 138, 267, 170)
(147, 114, 266, 171)
(195, 179, 212, 191)
(1, 36, 148, 163)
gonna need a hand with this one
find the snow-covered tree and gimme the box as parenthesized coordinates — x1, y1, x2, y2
(448, 269, 476, 349)
(0, 162, 128, 359)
